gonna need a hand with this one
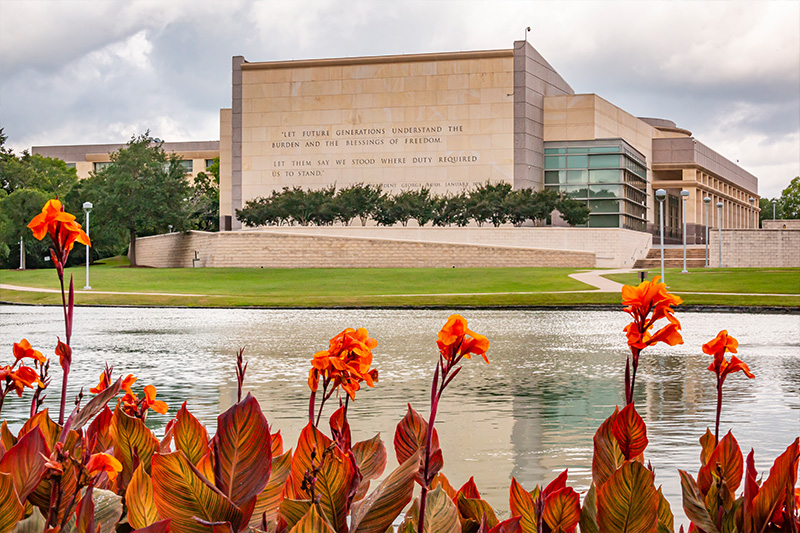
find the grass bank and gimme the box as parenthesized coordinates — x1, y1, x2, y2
(603, 268, 800, 296)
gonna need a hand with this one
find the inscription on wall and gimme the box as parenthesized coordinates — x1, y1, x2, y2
(266, 123, 481, 190)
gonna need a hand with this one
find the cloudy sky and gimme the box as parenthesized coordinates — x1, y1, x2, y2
(1, 0, 798, 197)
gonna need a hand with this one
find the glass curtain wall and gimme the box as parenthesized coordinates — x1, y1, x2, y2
(544, 139, 648, 231)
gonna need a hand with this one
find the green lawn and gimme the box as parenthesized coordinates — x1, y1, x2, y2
(603, 268, 800, 295)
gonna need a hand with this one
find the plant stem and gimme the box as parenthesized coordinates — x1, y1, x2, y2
(715, 378, 723, 445)
(308, 389, 316, 424)
(58, 272, 69, 425)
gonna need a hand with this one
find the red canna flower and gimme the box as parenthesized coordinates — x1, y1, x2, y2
(3, 364, 41, 396)
(308, 327, 379, 400)
(55, 339, 72, 372)
(142, 384, 168, 414)
(86, 453, 123, 481)
(704, 330, 754, 382)
(13, 338, 46, 363)
(436, 314, 490, 364)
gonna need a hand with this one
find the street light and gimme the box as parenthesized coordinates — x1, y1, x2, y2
(703, 197, 711, 267)
(83, 202, 93, 290)
(716, 201, 723, 268)
(749, 197, 755, 229)
(772, 199, 777, 220)
(656, 189, 667, 282)
(681, 190, 690, 273)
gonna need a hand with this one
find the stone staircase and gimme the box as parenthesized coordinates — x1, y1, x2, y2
(634, 246, 708, 269)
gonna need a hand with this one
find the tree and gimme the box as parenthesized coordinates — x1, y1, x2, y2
(467, 181, 511, 226)
(332, 183, 382, 226)
(0, 188, 50, 268)
(555, 192, 590, 226)
(779, 176, 800, 219)
(188, 157, 219, 231)
(90, 133, 190, 267)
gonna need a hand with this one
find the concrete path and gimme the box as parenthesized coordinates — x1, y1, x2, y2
(568, 269, 633, 292)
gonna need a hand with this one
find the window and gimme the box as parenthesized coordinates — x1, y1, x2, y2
(544, 171, 561, 185)
(589, 169, 619, 183)
(179, 160, 193, 171)
(566, 155, 588, 168)
(93, 162, 112, 172)
(588, 154, 621, 168)
(544, 155, 565, 169)
(566, 170, 588, 184)
(65, 162, 76, 169)
(205, 159, 216, 168)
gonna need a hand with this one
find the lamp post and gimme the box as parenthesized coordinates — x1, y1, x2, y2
(656, 189, 667, 282)
(749, 197, 755, 229)
(703, 197, 711, 267)
(681, 190, 690, 273)
(83, 202, 93, 290)
(716, 201, 723, 268)
(772, 199, 777, 220)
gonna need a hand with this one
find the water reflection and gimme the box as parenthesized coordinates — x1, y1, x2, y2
(1, 306, 798, 524)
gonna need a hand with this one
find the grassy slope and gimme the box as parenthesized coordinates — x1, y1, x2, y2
(603, 268, 800, 295)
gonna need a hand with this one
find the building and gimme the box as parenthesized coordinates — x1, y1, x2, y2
(218, 41, 760, 242)
(31, 141, 220, 182)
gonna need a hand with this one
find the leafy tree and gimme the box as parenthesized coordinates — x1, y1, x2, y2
(332, 183, 383, 226)
(779, 176, 800, 219)
(399, 187, 435, 226)
(759, 197, 781, 226)
(373, 195, 402, 226)
(188, 157, 219, 231)
(432, 193, 469, 227)
(89, 133, 190, 267)
(467, 181, 511, 227)
(0, 188, 50, 268)
(555, 192, 590, 226)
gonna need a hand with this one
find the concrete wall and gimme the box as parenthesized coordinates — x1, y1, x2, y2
(246, 226, 650, 268)
(709, 229, 800, 267)
(763, 219, 800, 230)
(134, 230, 596, 269)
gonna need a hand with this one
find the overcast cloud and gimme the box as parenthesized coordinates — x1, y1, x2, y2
(1, 0, 797, 197)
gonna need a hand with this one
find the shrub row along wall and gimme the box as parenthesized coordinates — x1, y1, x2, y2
(134, 230, 597, 268)
(709, 228, 800, 268)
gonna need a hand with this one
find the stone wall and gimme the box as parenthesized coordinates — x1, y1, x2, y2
(134, 230, 596, 269)
(763, 219, 800, 230)
(708, 229, 800, 267)
(240, 226, 651, 268)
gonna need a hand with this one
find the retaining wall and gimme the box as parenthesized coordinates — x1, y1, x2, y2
(708, 229, 800, 267)
(133, 230, 597, 269)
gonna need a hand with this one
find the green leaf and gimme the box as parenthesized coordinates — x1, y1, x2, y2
(289, 505, 335, 533)
(127, 464, 160, 530)
(0, 426, 48, 501)
(214, 393, 272, 507)
(420, 486, 460, 533)
(592, 408, 624, 490)
(114, 407, 160, 487)
(508, 477, 537, 533)
(0, 473, 24, 533)
(678, 470, 719, 533)
(353, 434, 387, 482)
(151, 451, 243, 533)
(350, 449, 421, 533)
(578, 484, 599, 533)
(597, 461, 658, 533)
(175, 402, 210, 466)
(250, 450, 292, 527)
(656, 487, 674, 533)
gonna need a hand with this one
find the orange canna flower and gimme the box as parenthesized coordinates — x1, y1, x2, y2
(3, 364, 41, 396)
(704, 330, 754, 382)
(622, 276, 683, 351)
(27, 199, 77, 241)
(142, 384, 168, 414)
(86, 453, 123, 481)
(13, 338, 46, 364)
(90, 372, 136, 394)
(308, 327, 379, 400)
(436, 314, 489, 364)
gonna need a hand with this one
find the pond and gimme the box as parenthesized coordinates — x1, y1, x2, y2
(1, 305, 798, 524)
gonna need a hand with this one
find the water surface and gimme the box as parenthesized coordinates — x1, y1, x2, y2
(1, 305, 798, 524)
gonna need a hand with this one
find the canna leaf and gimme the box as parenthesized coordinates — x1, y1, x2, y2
(742, 449, 758, 533)
(86, 405, 114, 454)
(214, 393, 272, 507)
(420, 486, 460, 533)
(349, 449, 420, 533)
(543, 470, 568, 499)
(29, 457, 78, 524)
(271, 430, 284, 457)
(250, 450, 292, 527)
(457, 477, 481, 500)
(457, 493, 499, 528)
(0, 426, 49, 501)
(393, 404, 442, 485)
(67, 378, 122, 431)
(291, 422, 333, 497)
(751, 438, 799, 533)
(542, 487, 580, 533)
(578, 484, 599, 533)
(597, 460, 658, 533)
(315, 444, 357, 532)
(0, 473, 23, 533)
(489, 517, 523, 533)
(175, 402, 210, 467)
(592, 407, 624, 489)
(18, 409, 60, 452)
(160, 419, 176, 453)
(611, 404, 648, 461)
(151, 451, 243, 533)
(698, 432, 743, 496)
(127, 465, 160, 530)
(509, 477, 537, 533)
(429, 473, 456, 500)
(699, 429, 715, 467)
(278, 499, 312, 532)
(131, 519, 173, 533)
(197, 452, 215, 483)
(289, 505, 334, 533)
(656, 487, 674, 533)
(62, 488, 123, 533)
(0, 423, 16, 452)
(678, 470, 719, 533)
(75, 485, 96, 533)
(353, 434, 387, 482)
(10, 506, 46, 533)
(114, 406, 160, 487)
